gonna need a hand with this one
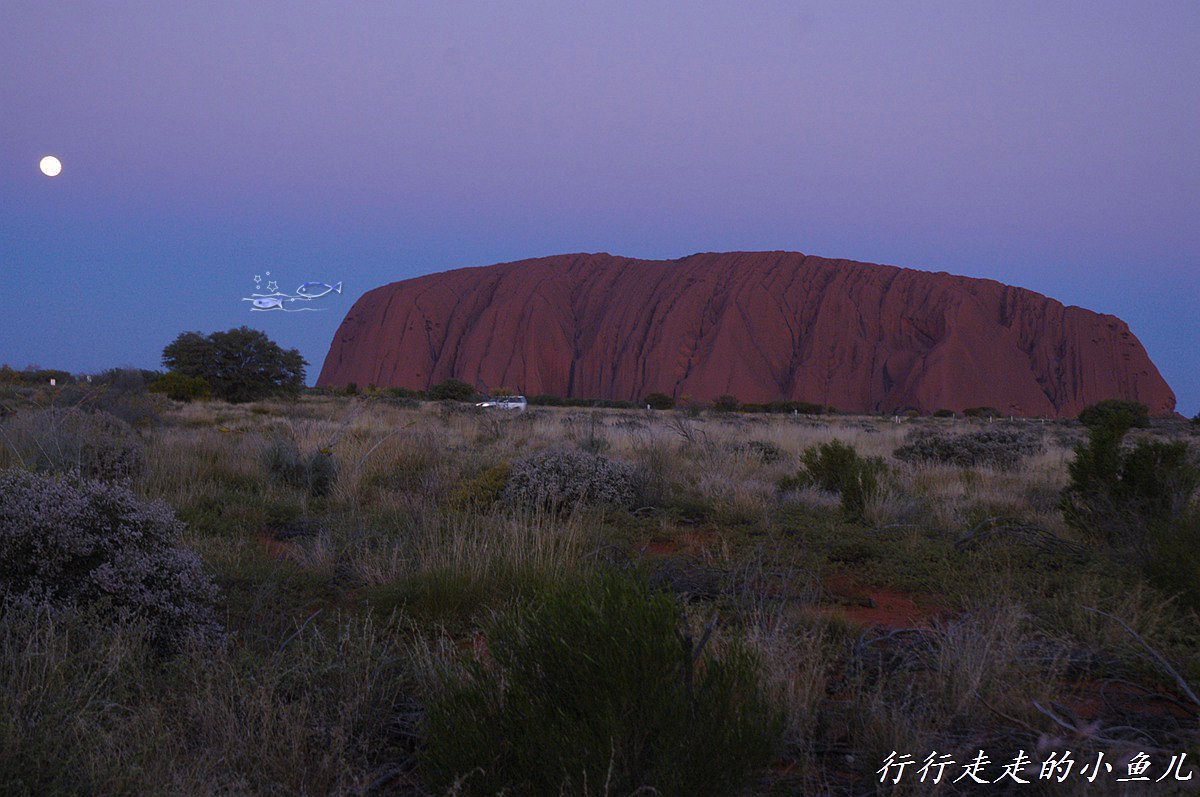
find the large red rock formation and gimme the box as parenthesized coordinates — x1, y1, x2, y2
(317, 252, 1175, 417)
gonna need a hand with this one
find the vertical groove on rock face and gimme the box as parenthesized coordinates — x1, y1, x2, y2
(317, 252, 1176, 418)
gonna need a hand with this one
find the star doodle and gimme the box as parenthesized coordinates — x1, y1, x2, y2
(267, 280, 279, 292)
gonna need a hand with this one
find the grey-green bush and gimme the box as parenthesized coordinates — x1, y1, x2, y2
(0, 469, 223, 651)
(894, 427, 1044, 469)
(0, 408, 145, 483)
(502, 448, 638, 511)
(420, 571, 780, 796)
(733, 439, 786, 464)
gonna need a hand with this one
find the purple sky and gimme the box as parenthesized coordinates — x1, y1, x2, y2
(2, 2, 1197, 413)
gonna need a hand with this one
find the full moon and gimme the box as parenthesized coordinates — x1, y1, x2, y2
(39, 155, 62, 177)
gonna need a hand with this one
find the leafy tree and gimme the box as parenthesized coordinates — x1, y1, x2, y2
(427, 378, 476, 402)
(161, 327, 305, 403)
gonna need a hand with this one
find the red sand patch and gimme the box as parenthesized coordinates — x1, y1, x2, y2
(824, 575, 940, 629)
(642, 529, 717, 558)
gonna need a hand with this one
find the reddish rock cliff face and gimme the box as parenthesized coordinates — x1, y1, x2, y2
(317, 252, 1175, 417)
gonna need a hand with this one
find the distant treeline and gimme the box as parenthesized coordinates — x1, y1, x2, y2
(0, 365, 164, 387)
(323, 380, 846, 414)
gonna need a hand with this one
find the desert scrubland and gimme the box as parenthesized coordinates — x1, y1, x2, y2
(2, 385, 1198, 795)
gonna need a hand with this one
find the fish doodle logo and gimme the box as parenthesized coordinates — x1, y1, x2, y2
(243, 272, 343, 312)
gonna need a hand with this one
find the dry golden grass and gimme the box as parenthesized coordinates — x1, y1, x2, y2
(2, 392, 1197, 795)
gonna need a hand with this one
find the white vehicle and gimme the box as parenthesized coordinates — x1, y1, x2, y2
(475, 395, 527, 412)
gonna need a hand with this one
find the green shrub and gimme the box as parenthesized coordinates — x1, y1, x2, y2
(710, 394, 739, 412)
(0, 469, 223, 652)
(447, 463, 511, 511)
(963, 406, 999, 418)
(740, 400, 827, 414)
(381, 386, 424, 407)
(933, 408, 956, 418)
(263, 438, 338, 498)
(529, 394, 634, 409)
(428, 379, 476, 402)
(149, 371, 212, 402)
(643, 392, 675, 410)
(785, 440, 887, 519)
(1077, 399, 1150, 431)
(502, 449, 638, 512)
(0, 408, 145, 483)
(420, 571, 780, 796)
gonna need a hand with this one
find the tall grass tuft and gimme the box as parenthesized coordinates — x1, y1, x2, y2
(0, 408, 145, 483)
(263, 437, 338, 498)
(420, 570, 781, 796)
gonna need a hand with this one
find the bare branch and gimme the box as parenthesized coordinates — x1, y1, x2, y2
(1084, 606, 1200, 710)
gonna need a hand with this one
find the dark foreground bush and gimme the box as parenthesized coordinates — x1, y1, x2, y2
(0, 469, 222, 651)
(420, 571, 780, 796)
(502, 448, 638, 511)
(894, 427, 1044, 469)
(1061, 425, 1198, 548)
(1144, 508, 1200, 611)
(1061, 413, 1199, 608)
(784, 440, 887, 519)
(263, 438, 338, 498)
(0, 408, 145, 482)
